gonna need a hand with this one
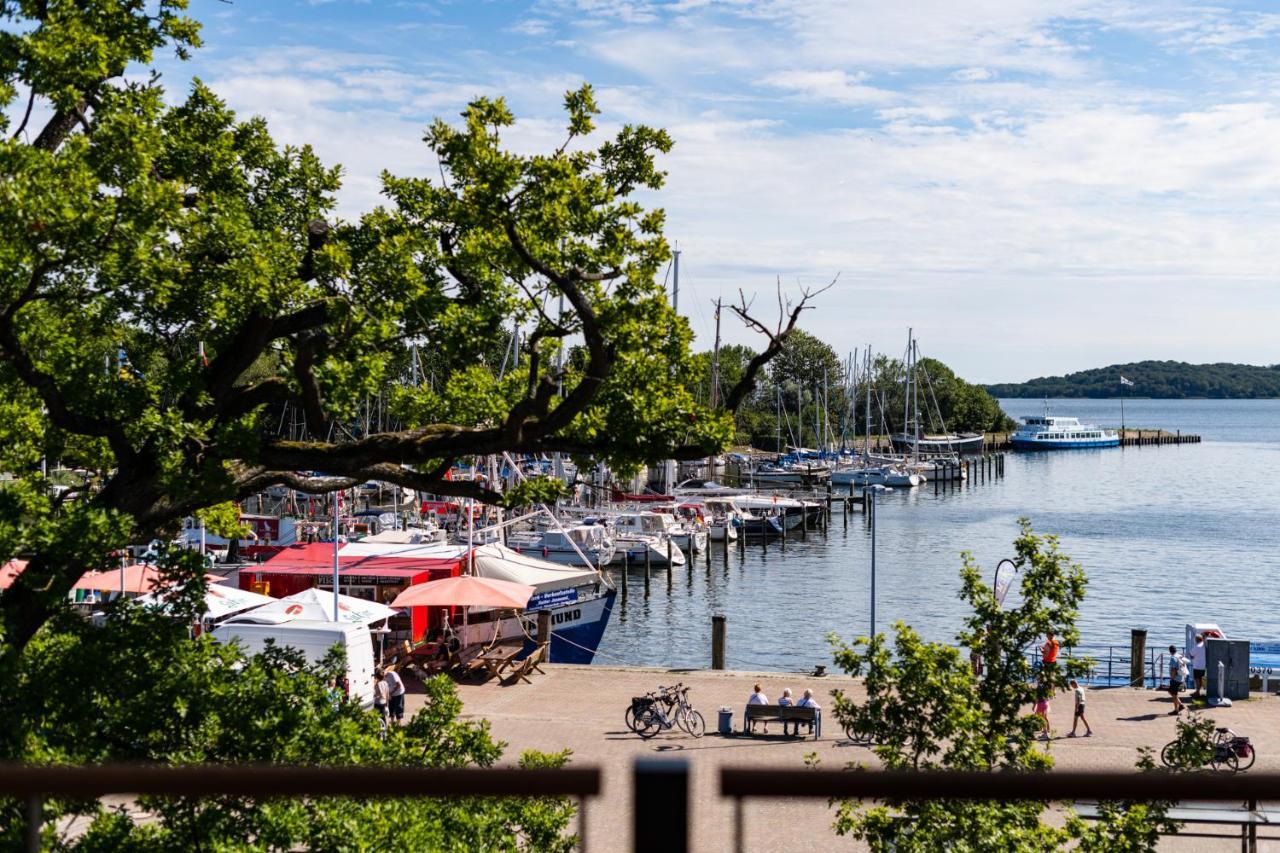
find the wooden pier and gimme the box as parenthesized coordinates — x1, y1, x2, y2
(982, 429, 1202, 451)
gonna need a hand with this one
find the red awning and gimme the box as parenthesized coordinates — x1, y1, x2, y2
(254, 543, 463, 578)
(0, 559, 27, 590)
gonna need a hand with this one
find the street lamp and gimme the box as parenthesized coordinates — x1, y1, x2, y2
(867, 485, 888, 641)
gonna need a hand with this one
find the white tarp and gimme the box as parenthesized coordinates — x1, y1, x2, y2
(470, 544, 598, 593)
(234, 588, 399, 626)
(138, 583, 276, 620)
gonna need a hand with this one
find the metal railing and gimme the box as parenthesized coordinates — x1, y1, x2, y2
(0, 765, 601, 853)
(719, 767, 1280, 853)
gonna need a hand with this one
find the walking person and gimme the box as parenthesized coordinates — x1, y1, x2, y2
(1033, 689, 1052, 740)
(1067, 679, 1092, 737)
(1189, 634, 1207, 699)
(382, 666, 407, 725)
(1167, 644, 1189, 715)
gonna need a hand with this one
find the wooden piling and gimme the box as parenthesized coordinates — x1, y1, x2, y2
(711, 615, 726, 670)
(1130, 629, 1147, 687)
(537, 610, 551, 646)
(667, 540, 673, 591)
(621, 552, 628, 600)
(644, 548, 651, 596)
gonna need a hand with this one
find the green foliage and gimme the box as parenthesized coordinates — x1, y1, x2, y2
(193, 500, 248, 540)
(824, 521, 1117, 850)
(987, 361, 1280, 400)
(502, 475, 569, 508)
(0, 595, 575, 850)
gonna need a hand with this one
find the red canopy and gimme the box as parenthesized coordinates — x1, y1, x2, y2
(255, 543, 464, 578)
(73, 565, 230, 593)
(611, 487, 673, 503)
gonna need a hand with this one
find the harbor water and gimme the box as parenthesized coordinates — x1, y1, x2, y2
(595, 398, 1280, 672)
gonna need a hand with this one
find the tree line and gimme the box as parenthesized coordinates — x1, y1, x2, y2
(987, 361, 1280, 399)
(690, 330, 1014, 451)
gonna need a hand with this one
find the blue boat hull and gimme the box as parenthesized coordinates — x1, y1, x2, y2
(1011, 437, 1120, 450)
(521, 590, 617, 664)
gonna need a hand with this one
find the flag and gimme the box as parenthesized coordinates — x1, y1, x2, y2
(1119, 376, 1134, 387)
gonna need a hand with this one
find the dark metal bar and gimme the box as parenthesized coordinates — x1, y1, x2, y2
(0, 765, 601, 798)
(634, 758, 688, 853)
(720, 769, 1280, 801)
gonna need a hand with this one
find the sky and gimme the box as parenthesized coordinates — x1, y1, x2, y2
(158, 0, 1280, 382)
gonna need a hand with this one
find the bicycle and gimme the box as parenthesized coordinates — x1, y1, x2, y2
(626, 683, 680, 733)
(630, 684, 704, 739)
(1161, 726, 1255, 773)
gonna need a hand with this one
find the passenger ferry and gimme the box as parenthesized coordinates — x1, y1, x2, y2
(1011, 414, 1119, 450)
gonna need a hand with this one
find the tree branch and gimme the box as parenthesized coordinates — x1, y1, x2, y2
(721, 275, 837, 413)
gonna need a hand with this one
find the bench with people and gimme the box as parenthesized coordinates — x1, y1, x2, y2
(742, 684, 822, 739)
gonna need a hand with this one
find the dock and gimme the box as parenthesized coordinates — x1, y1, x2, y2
(405, 664, 1280, 851)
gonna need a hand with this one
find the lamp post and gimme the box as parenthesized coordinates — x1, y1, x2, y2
(867, 485, 887, 641)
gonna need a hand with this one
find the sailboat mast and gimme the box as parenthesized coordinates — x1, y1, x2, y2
(710, 299, 722, 409)
(864, 345, 872, 458)
(902, 329, 913, 451)
(913, 338, 922, 449)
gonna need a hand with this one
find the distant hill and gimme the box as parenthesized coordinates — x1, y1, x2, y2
(986, 361, 1280, 399)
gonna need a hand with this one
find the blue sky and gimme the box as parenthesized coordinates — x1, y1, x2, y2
(164, 0, 1280, 381)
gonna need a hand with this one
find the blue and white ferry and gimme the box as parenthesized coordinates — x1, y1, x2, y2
(1011, 414, 1119, 450)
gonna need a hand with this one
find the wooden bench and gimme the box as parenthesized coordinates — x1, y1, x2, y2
(743, 704, 821, 739)
(503, 642, 549, 685)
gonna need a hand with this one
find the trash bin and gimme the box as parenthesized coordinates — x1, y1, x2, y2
(718, 707, 733, 735)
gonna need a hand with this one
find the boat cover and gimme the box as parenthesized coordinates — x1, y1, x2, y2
(470, 544, 598, 593)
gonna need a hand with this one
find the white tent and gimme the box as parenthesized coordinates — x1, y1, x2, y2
(137, 583, 276, 621)
(470, 544, 599, 593)
(229, 587, 398, 627)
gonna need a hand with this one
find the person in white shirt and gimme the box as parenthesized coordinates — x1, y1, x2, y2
(778, 688, 794, 707)
(789, 689, 821, 737)
(382, 668, 406, 724)
(1189, 634, 1207, 699)
(1068, 678, 1092, 737)
(373, 674, 390, 725)
(1167, 645, 1188, 715)
(746, 683, 769, 733)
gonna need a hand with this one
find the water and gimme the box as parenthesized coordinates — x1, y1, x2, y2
(594, 399, 1280, 673)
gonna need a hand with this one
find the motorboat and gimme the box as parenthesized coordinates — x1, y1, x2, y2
(506, 524, 615, 568)
(831, 464, 921, 488)
(607, 512, 687, 568)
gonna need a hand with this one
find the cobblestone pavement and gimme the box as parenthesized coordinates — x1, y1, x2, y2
(404, 665, 1280, 851)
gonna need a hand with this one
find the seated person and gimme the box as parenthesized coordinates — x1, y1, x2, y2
(791, 688, 822, 736)
(746, 683, 770, 733)
(778, 687, 794, 707)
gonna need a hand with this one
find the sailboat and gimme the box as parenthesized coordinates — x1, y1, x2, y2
(889, 331, 985, 457)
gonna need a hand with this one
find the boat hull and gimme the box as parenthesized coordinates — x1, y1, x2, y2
(1011, 436, 1120, 450)
(890, 433, 986, 456)
(521, 590, 616, 664)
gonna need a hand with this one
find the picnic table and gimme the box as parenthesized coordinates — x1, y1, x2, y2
(1075, 799, 1279, 852)
(467, 644, 525, 681)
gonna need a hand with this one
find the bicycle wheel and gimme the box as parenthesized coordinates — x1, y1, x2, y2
(680, 709, 705, 738)
(1160, 742, 1178, 769)
(844, 723, 872, 746)
(625, 705, 639, 732)
(1234, 741, 1257, 771)
(1210, 749, 1239, 773)
(635, 707, 663, 739)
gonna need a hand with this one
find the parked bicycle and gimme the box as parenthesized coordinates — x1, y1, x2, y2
(1161, 726, 1255, 773)
(627, 683, 704, 739)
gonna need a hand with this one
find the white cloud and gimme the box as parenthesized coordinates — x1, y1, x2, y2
(760, 69, 896, 106)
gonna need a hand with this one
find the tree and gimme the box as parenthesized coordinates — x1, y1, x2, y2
(0, 551, 576, 851)
(0, 0, 819, 663)
(825, 521, 1092, 848)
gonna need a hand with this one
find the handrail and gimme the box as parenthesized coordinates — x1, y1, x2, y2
(0, 764, 601, 798)
(721, 767, 1280, 800)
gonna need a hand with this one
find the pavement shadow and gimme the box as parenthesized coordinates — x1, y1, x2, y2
(1116, 713, 1163, 721)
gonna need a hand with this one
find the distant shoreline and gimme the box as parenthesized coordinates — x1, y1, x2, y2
(995, 394, 1280, 401)
(985, 360, 1280, 400)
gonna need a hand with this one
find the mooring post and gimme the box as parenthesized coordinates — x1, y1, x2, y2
(644, 548, 651, 596)
(621, 552, 628, 600)
(1130, 628, 1147, 688)
(537, 609, 551, 646)
(711, 614, 726, 670)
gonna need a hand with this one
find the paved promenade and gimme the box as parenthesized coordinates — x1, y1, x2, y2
(404, 665, 1280, 851)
